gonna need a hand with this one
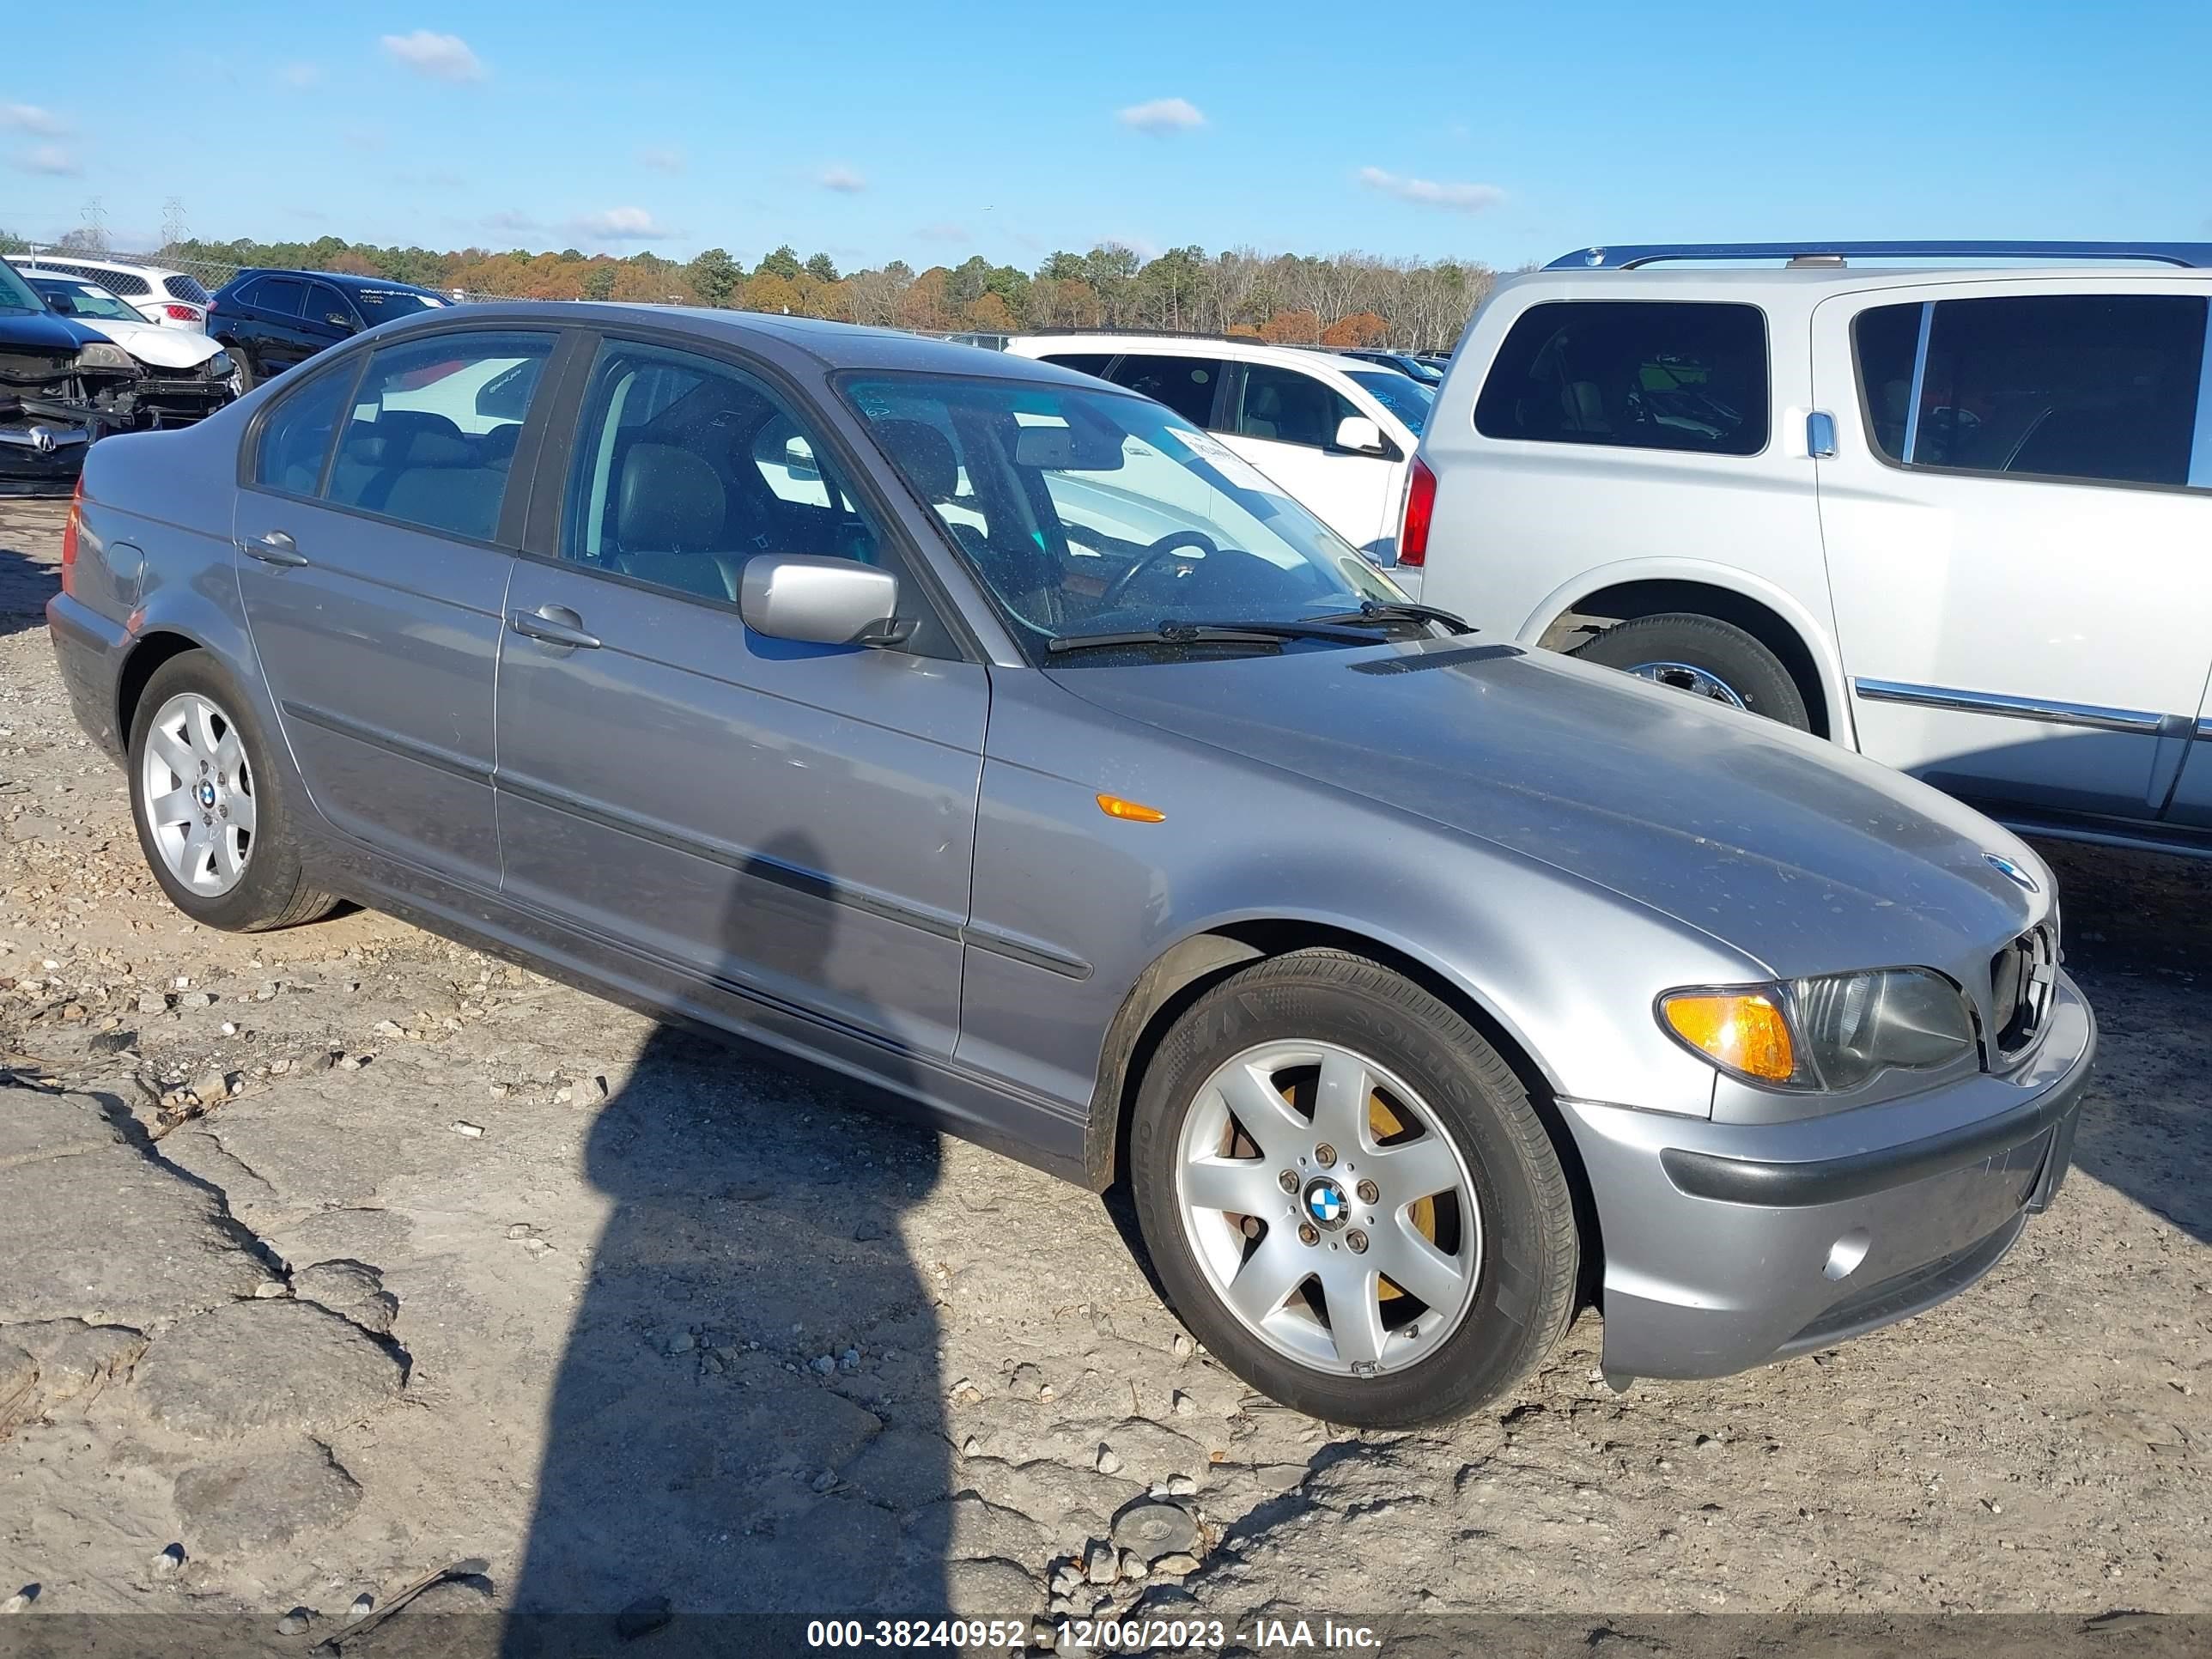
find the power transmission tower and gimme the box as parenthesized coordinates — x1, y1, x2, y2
(76, 196, 109, 252)
(161, 198, 189, 252)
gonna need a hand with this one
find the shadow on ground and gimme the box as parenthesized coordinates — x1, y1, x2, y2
(500, 836, 955, 1656)
(2030, 839, 2211, 1247)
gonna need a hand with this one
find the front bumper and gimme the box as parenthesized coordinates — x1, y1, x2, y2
(0, 415, 92, 495)
(1561, 969, 2094, 1380)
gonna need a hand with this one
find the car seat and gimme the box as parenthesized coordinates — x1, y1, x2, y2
(611, 442, 739, 599)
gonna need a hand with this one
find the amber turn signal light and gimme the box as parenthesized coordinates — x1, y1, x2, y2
(1095, 793, 1166, 823)
(1662, 992, 1797, 1083)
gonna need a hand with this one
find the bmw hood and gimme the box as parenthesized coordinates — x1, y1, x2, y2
(1046, 637, 2048, 980)
(68, 315, 223, 369)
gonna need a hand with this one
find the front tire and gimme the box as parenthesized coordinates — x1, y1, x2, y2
(1572, 612, 1810, 729)
(1129, 950, 1578, 1428)
(128, 654, 337, 932)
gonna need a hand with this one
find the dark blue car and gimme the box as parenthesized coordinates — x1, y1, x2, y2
(209, 268, 450, 388)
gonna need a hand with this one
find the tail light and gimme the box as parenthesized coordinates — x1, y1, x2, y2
(58, 480, 82, 598)
(163, 303, 203, 322)
(1397, 455, 1437, 568)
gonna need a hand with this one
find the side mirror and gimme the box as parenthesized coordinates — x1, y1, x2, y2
(784, 436, 819, 477)
(1334, 416, 1387, 455)
(738, 554, 908, 647)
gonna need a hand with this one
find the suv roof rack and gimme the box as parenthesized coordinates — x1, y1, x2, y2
(1547, 240, 2212, 271)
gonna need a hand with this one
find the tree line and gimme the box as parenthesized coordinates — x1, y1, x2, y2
(3, 228, 1495, 351)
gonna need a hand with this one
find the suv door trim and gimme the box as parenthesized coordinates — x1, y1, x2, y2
(1854, 678, 2182, 736)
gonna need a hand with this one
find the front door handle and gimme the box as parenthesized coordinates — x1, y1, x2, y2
(509, 605, 602, 650)
(238, 530, 307, 567)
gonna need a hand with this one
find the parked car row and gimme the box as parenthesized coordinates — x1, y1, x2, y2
(1, 253, 447, 495)
(2, 257, 238, 495)
(49, 289, 2095, 1427)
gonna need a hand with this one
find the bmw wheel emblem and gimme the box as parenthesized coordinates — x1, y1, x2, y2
(1983, 853, 2039, 894)
(1303, 1176, 1348, 1231)
(196, 781, 218, 809)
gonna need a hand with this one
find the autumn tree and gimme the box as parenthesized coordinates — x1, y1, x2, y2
(1258, 308, 1322, 345)
(963, 291, 1017, 332)
(742, 272, 803, 314)
(1321, 311, 1388, 349)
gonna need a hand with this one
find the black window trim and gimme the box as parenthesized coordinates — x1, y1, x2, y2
(1092, 347, 1236, 432)
(1473, 296, 1776, 459)
(1847, 293, 2212, 498)
(237, 320, 578, 554)
(514, 326, 985, 665)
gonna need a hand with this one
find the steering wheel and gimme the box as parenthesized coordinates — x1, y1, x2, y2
(1102, 528, 1220, 609)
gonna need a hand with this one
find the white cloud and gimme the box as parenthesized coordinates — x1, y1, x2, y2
(1357, 166, 1504, 212)
(817, 164, 866, 193)
(280, 62, 322, 89)
(1, 103, 68, 135)
(1117, 97, 1205, 134)
(482, 209, 542, 233)
(14, 143, 82, 177)
(380, 30, 486, 83)
(636, 145, 684, 174)
(566, 206, 669, 241)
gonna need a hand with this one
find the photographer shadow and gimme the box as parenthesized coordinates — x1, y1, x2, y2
(501, 832, 955, 1655)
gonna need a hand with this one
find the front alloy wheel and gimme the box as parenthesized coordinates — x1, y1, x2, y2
(1130, 949, 1579, 1428)
(1176, 1041, 1480, 1376)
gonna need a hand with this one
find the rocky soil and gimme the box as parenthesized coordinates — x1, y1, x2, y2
(0, 497, 2206, 1653)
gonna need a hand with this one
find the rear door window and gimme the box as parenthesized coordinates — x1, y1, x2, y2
(252, 362, 357, 495)
(1235, 363, 1360, 449)
(322, 331, 554, 541)
(1039, 352, 1115, 378)
(308, 283, 360, 331)
(1856, 294, 2208, 488)
(244, 276, 307, 317)
(1103, 354, 1224, 427)
(1475, 300, 1771, 456)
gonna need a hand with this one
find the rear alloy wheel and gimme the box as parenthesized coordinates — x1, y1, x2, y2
(1130, 950, 1578, 1427)
(128, 655, 337, 932)
(1572, 612, 1810, 729)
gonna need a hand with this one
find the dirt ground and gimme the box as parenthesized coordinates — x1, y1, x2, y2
(0, 497, 2206, 1654)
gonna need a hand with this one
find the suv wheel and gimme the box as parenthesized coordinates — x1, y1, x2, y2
(1573, 613, 1809, 729)
(128, 655, 337, 932)
(1129, 950, 1578, 1428)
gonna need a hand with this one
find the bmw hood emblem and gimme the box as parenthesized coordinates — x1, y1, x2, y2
(1983, 852, 2039, 894)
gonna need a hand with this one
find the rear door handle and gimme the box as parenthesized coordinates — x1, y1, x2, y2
(238, 530, 307, 567)
(509, 605, 602, 650)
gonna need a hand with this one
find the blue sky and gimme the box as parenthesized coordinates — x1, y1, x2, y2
(5, 1, 2208, 270)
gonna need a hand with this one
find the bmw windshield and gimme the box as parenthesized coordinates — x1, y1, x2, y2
(843, 372, 1401, 662)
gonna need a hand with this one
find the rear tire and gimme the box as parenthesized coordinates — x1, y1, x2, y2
(127, 654, 337, 933)
(1128, 949, 1578, 1428)
(1573, 612, 1810, 729)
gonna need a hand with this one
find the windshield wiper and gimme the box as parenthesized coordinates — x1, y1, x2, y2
(1047, 617, 1378, 656)
(1304, 599, 1478, 635)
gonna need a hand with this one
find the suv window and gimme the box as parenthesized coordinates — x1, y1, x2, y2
(308, 283, 359, 331)
(1104, 355, 1223, 426)
(165, 274, 210, 305)
(1039, 352, 1114, 378)
(1858, 294, 2208, 489)
(323, 331, 553, 540)
(252, 361, 357, 495)
(562, 339, 885, 606)
(1475, 300, 1770, 456)
(243, 276, 306, 317)
(1236, 362, 1359, 450)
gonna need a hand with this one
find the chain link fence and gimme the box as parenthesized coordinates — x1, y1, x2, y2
(14, 246, 508, 306)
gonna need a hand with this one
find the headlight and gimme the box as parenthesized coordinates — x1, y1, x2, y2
(207, 351, 234, 378)
(76, 341, 138, 373)
(1661, 969, 1975, 1091)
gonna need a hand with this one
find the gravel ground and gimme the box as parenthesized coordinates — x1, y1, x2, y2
(0, 497, 2206, 1652)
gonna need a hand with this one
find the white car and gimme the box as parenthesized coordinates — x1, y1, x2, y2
(25, 272, 240, 427)
(1410, 239, 2212, 855)
(1004, 333, 1433, 561)
(12, 255, 213, 329)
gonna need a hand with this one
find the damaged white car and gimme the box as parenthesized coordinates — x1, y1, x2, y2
(27, 272, 241, 429)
